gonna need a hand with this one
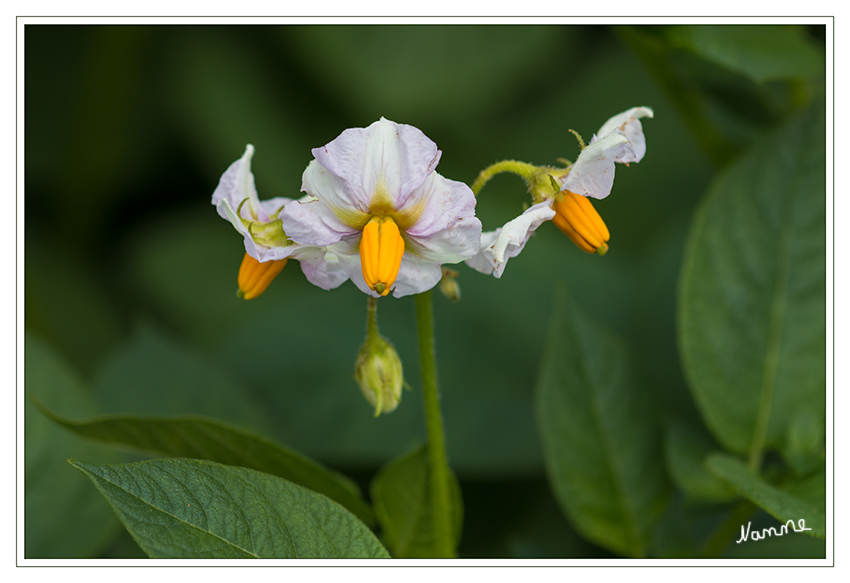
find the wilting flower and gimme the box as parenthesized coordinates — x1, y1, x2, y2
(212, 145, 348, 298)
(281, 118, 482, 298)
(466, 107, 652, 277)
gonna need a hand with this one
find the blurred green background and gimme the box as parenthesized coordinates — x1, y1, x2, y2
(24, 24, 826, 558)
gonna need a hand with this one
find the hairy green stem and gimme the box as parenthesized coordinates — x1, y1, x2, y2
(470, 160, 538, 196)
(366, 296, 379, 337)
(414, 290, 455, 557)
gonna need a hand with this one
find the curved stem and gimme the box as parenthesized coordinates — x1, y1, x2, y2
(470, 160, 538, 196)
(414, 290, 455, 557)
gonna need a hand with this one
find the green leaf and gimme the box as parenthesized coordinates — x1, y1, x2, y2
(678, 102, 826, 464)
(371, 446, 463, 558)
(535, 291, 670, 557)
(70, 458, 390, 558)
(706, 454, 824, 539)
(24, 333, 122, 558)
(664, 419, 736, 503)
(33, 403, 374, 526)
(667, 25, 823, 84)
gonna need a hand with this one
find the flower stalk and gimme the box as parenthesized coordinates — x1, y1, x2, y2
(470, 160, 538, 196)
(415, 289, 455, 557)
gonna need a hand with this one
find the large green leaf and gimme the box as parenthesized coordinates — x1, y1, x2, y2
(535, 292, 670, 557)
(34, 403, 373, 526)
(678, 102, 826, 463)
(24, 333, 122, 558)
(371, 446, 463, 558)
(70, 458, 390, 558)
(706, 454, 824, 539)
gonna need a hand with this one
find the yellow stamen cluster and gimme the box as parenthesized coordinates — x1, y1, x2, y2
(237, 253, 287, 300)
(552, 190, 610, 255)
(360, 216, 405, 296)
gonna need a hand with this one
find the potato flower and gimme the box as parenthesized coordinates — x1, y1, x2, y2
(212, 145, 348, 298)
(281, 118, 482, 298)
(466, 107, 653, 277)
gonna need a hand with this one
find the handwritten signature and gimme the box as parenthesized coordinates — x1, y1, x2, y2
(736, 519, 812, 543)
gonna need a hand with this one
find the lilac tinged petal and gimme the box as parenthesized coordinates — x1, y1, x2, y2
(337, 252, 380, 298)
(592, 106, 653, 163)
(281, 197, 359, 247)
(404, 172, 477, 238)
(337, 245, 443, 298)
(400, 171, 481, 263)
(561, 131, 634, 200)
(301, 159, 371, 226)
(257, 197, 291, 219)
(247, 239, 295, 263)
(391, 254, 444, 298)
(212, 144, 269, 222)
(292, 244, 349, 290)
(312, 118, 441, 211)
(212, 146, 297, 262)
(406, 216, 482, 264)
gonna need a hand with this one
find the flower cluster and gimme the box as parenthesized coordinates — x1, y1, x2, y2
(213, 110, 651, 293)
(211, 110, 651, 413)
(212, 118, 482, 300)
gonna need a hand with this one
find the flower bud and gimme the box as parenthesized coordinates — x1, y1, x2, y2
(439, 268, 461, 303)
(355, 334, 404, 416)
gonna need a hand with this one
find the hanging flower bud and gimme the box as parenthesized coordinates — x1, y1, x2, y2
(355, 334, 404, 416)
(354, 297, 404, 416)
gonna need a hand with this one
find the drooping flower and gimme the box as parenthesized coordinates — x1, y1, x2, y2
(212, 145, 349, 298)
(466, 107, 652, 277)
(281, 118, 482, 298)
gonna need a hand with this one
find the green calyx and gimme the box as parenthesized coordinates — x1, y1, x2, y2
(236, 198, 294, 249)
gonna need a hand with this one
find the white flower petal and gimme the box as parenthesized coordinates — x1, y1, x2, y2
(561, 131, 634, 199)
(592, 106, 653, 163)
(464, 230, 500, 276)
(391, 254, 444, 298)
(466, 201, 555, 278)
(336, 252, 381, 298)
(403, 172, 482, 263)
(280, 196, 360, 247)
(336, 244, 443, 299)
(311, 118, 441, 212)
(292, 244, 349, 291)
(212, 145, 298, 262)
(212, 144, 267, 221)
